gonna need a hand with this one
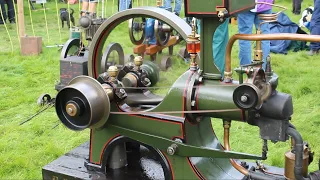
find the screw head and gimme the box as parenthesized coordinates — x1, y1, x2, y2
(167, 147, 175, 155)
(240, 95, 248, 102)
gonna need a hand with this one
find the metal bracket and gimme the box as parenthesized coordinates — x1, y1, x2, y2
(109, 124, 262, 160)
(216, 7, 228, 22)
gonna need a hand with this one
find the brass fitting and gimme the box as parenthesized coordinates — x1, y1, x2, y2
(253, 30, 263, 63)
(134, 56, 143, 71)
(107, 66, 118, 82)
(223, 120, 231, 129)
(224, 71, 233, 82)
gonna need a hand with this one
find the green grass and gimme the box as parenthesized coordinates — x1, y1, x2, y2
(1, 0, 320, 179)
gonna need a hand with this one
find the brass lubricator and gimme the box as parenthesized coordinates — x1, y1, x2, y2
(284, 138, 311, 180)
(186, 19, 200, 71)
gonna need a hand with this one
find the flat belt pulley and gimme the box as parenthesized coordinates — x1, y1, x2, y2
(101, 42, 125, 73)
(233, 83, 261, 110)
(55, 76, 111, 130)
(128, 17, 146, 45)
(88, 7, 192, 79)
(154, 20, 171, 46)
(60, 38, 84, 59)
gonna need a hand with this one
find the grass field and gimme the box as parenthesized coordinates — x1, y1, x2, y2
(1, 0, 320, 179)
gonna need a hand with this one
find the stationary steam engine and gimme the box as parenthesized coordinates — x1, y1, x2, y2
(45, 0, 320, 179)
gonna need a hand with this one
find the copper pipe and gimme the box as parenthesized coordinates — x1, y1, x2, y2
(223, 121, 249, 176)
(224, 33, 320, 80)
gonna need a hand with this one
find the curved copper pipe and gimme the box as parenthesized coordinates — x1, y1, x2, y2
(223, 121, 249, 176)
(224, 33, 320, 79)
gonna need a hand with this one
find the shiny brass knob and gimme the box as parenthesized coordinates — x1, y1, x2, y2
(134, 56, 143, 67)
(107, 66, 118, 78)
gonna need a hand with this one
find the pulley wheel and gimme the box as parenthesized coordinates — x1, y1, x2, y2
(101, 43, 125, 73)
(160, 56, 172, 71)
(179, 47, 190, 59)
(233, 83, 261, 110)
(124, 54, 135, 64)
(128, 17, 146, 45)
(60, 38, 84, 59)
(55, 76, 110, 131)
(37, 93, 52, 106)
(154, 20, 171, 46)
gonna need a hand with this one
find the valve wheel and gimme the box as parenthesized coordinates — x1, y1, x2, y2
(60, 38, 84, 59)
(101, 43, 125, 73)
(128, 17, 146, 45)
(154, 20, 171, 46)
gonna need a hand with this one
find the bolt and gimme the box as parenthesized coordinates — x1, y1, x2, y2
(167, 144, 178, 155)
(196, 116, 201, 122)
(240, 95, 248, 102)
(191, 100, 196, 107)
(174, 138, 183, 143)
(67, 108, 73, 114)
(198, 76, 203, 83)
(255, 113, 260, 119)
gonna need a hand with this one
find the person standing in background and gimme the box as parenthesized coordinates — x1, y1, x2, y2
(237, 0, 274, 69)
(293, 0, 302, 15)
(119, 0, 131, 11)
(81, 0, 97, 16)
(163, 0, 181, 16)
(309, 0, 320, 55)
(5, 0, 15, 23)
(0, 0, 6, 24)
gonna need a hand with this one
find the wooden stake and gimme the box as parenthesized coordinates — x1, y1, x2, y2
(17, 0, 25, 37)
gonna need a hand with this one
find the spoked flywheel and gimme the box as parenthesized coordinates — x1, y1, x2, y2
(154, 20, 171, 46)
(101, 43, 125, 73)
(128, 17, 146, 45)
(60, 38, 84, 59)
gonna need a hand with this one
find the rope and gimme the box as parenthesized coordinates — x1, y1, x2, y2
(97, 0, 100, 17)
(78, 0, 81, 18)
(12, 1, 20, 46)
(55, 0, 62, 43)
(101, 0, 104, 18)
(112, 0, 114, 14)
(43, 5, 50, 43)
(67, 1, 71, 29)
(27, 0, 36, 36)
(0, 6, 13, 53)
(105, 0, 107, 17)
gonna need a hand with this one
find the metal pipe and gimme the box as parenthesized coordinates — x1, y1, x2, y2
(223, 120, 249, 176)
(223, 120, 285, 179)
(224, 34, 320, 81)
(286, 127, 310, 180)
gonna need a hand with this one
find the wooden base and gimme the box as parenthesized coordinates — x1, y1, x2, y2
(133, 36, 177, 56)
(20, 36, 42, 56)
